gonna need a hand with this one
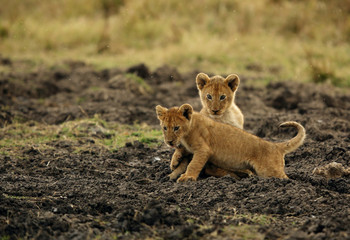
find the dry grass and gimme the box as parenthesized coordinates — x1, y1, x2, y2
(0, 0, 350, 86)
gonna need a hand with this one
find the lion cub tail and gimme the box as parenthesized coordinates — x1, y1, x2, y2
(277, 121, 306, 154)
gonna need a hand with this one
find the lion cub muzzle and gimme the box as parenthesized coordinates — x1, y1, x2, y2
(167, 140, 175, 147)
(212, 109, 220, 115)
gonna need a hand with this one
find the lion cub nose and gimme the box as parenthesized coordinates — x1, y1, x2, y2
(167, 140, 174, 146)
(212, 110, 219, 114)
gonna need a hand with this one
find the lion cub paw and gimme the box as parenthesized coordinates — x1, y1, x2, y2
(170, 156, 181, 171)
(177, 174, 196, 183)
(170, 161, 179, 171)
(168, 171, 180, 180)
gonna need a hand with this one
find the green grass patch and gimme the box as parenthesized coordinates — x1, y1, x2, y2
(125, 73, 153, 94)
(219, 212, 274, 226)
(234, 213, 273, 226)
(0, 116, 162, 156)
(204, 213, 274, 239)
(218, 224, 265, 240)
(3, 193, 38, 200)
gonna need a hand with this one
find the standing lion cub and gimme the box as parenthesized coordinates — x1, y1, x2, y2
(195, 72, 246, 178)
(156, 104, 305, 182)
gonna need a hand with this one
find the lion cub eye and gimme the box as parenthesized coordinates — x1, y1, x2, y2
(174, 126, 180, 131)
(220, 95, 226, 100)
(163, 126, 167, 131)
(207, 94, 212, 100)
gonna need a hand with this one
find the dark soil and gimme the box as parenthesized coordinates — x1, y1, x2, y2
(1, 57, 350, 239)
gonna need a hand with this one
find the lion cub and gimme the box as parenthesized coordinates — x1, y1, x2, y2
(196, 73, 244, 129)
(156, 104, 305, 182)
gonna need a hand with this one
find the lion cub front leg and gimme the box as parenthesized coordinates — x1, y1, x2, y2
(177, 148, 211, 182)
(169, 157, 189, 180)
(170, 147, 186, 170)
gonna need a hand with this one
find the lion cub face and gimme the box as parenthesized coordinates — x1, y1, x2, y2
(196, 73, 240, 117)
(155, 104, 193, 148)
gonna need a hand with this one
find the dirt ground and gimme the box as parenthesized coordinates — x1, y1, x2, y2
(1, 56, 350, 239)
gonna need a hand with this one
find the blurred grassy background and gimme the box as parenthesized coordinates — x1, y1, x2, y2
(1, 0, 350, 86)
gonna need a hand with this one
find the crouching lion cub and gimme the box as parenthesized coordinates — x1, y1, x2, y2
(156, 104, 305, 182)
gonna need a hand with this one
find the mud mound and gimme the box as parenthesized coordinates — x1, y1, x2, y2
(0, 62, 199, 126)
(313, 162, 350, 179)
(1, 58, 350, 239)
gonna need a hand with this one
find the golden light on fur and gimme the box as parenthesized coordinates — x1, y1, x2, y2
(156, 103, 306, 182)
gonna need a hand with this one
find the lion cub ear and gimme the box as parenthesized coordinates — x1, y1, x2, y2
(179, 104, 193, 121)
(155, 105, 168, 120)
(224, 74, 240, 92)
(196, 73, 210, 91)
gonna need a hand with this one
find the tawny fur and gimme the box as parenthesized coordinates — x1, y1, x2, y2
(196, 73, 248, 178)
(196, 73, 244, 129)
(156, 104, 306, 182)
(169, 73, 247, 180)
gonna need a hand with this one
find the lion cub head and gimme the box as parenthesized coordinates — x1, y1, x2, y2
(155, 104, 193, 148)
(196, 73, 240, 117)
